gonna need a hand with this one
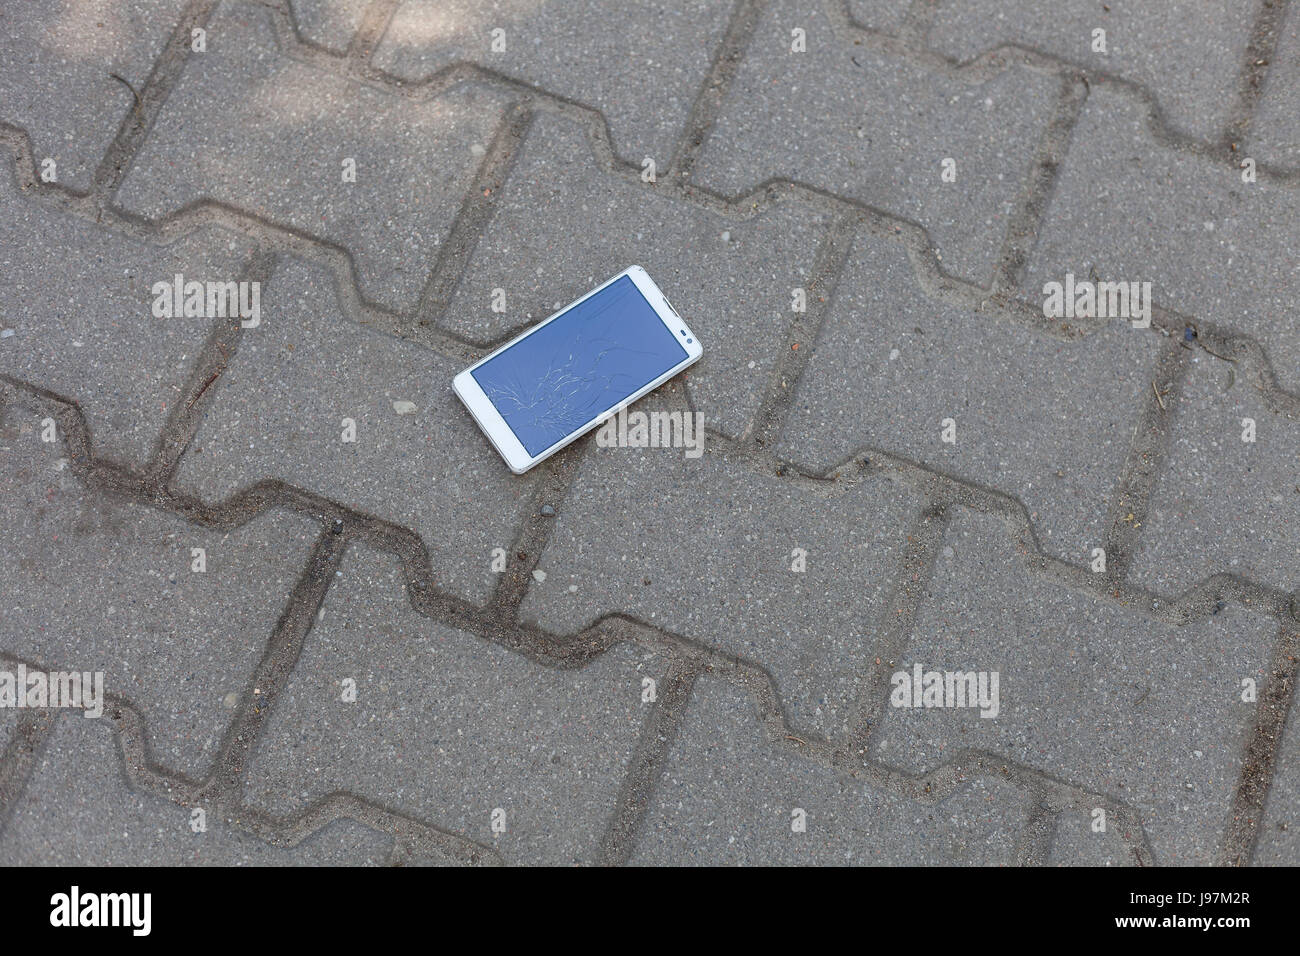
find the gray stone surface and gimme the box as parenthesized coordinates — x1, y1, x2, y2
(1246, 1, 1300, 171)
(118, 1, 509, 313)
(373, 0, 733, 166)
(0, 707, 32, 779)
(522, 413, 926, 740)
(1130, 353, 1300, 597)
(0, 713, 392, 865)
(1026, 85, 1300, 395)
(0, 407, 318, 778)
(871, 508, 1276, 865)
(173, 255, 539, 607)
(1255, 684, 1300, 865)
(846, 0, 912, 34)
(1047, 809, 1136, 867)
(0, 175, 253, 467)
(242, 546, 667, 866)
(443, 111, 834, 439)
(0, 0, 188, 192)
(1, 0, 1297, 866)
(692, 0, 1058, 285)
(631, 675, 1032, 865)
(289, 0, 370, 52)
(780, 228, 1157, 564)
(927, 0, 1255, 142)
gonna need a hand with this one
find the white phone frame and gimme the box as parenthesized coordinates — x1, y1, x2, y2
(453, 266, 704, 474)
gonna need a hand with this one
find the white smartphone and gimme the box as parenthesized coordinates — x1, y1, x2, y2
(453, 266, 703, 474)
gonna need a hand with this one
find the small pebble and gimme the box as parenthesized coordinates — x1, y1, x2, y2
(540, 504, 555, 517)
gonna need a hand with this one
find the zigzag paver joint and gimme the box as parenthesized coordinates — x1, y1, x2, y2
(0, 0, 1296, 866)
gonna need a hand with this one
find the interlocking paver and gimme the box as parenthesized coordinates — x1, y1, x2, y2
(1256, 688, 1300, 865)
(0, 177, 253, 467)
(2, 0, 1297, 869)
(241, 547, 667, 866)
(691, 0, 1059, 285)
(1246, 1, 1300, 171)
(0, 407, 318, 778)
(631, 675, 1033, 864)
(373, 0, 733, 166)
(173, 255, 539, 606)
(779, 228, 1157, 564)
(845, 0, 911, 34)
(1047, 809, 1136, 866)
(117, 1, 510, 313)
(871, 509, 1277, 865)
(926, 0, 1255, 143)
(442, 111, 834, 439)
(0, 713, 392, 865)
(288, 0, 369, 52)
(1025, 85, 1300, 394)
(520, 420, 926, 740)
(1129, 353, 1300, 597)
(0, 0, 188, 192)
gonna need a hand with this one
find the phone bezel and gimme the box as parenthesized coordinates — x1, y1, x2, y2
(452, 265, 704, 475)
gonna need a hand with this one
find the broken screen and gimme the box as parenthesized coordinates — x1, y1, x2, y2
(471, 275, 689, 456)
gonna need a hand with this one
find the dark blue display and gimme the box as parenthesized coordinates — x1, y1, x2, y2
(472, 275, 688, 456)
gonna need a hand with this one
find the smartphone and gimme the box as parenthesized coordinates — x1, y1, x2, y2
(453, 266, 703, 474)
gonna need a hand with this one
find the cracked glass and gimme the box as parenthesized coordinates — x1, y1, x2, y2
(471, 275, 688, 456)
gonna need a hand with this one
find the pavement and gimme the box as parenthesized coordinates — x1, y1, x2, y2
(0, 0, 1298, 866)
